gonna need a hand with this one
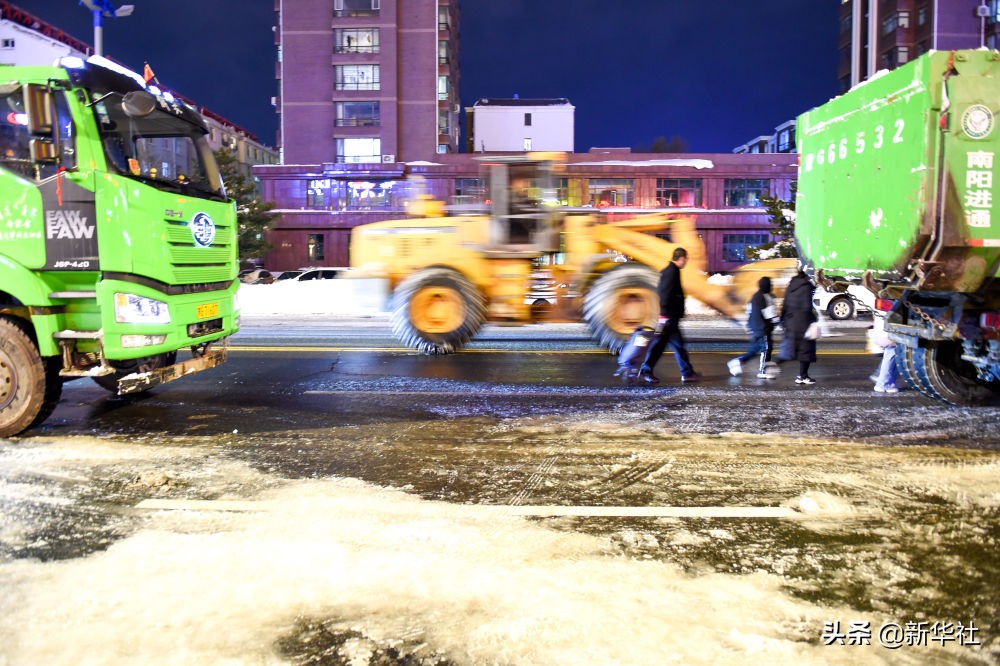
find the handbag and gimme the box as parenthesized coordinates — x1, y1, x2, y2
(805, 322, 823, 340)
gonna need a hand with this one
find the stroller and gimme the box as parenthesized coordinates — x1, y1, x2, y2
(613, 325, 657, 385)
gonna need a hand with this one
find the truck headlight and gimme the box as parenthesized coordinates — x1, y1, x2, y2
(114, 293, 171, 324)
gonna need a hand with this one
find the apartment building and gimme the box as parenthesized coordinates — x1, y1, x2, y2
(838, 0, 995, 91)
(275, 0, 461, 164)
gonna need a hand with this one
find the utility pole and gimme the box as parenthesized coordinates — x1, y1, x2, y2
(79, 0, 134, 57)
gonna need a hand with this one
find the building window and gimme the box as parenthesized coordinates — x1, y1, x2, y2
(336, 137, 380, 163)
(722, 233, 770, 263)
(335, 28, 379, 53)
(523, 138, 532, 151)
(345, 180, 400, 209)
(897, 46, 909, 65)
(1, 39, 14, 49)
(437, 75, 449, 101)
(438, 40, 449, 64)
(839, 14, 851, 34)
(917, 5, 927, 25)
(438, 5, 450, 30)
(335, 65, 380, 91)
(588, 178, 636, 207)
(454, 178, 485, 204)
(306, 179, 332, 207)
(336, 101, 380, 127)
(724, 179, 769, 207)
(334, 0, 379, 18)
(524, 113, 532, 126)
(777, 129, 793, 152)
(438, 109, 450, 135)
(307, 234, 325, 262)
(655, 179, 702, 207)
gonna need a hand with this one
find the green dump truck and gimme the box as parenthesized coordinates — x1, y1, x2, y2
(0, 56, 239, 436)
(796, 49, 1000, 405)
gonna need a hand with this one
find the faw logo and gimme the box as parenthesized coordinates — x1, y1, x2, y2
(45, 210, 95, 240)
(190, 212, 216, 247)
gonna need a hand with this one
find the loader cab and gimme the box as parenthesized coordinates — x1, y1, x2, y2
(482, 155, 562, 254)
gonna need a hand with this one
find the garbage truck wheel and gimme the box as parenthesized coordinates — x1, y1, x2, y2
(92, 351, 177, 393)
(582, 265, 659, 354)
(391, 267, 486, 354)
(0, 317, 62, 437)
(909, 341, 1000, 406)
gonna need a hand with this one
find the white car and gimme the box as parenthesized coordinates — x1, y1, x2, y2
(813, 285, 874, 320)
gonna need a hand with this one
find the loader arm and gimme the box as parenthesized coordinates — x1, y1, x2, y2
(592, 215, 745, 319)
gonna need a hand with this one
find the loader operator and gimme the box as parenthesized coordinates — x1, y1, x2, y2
(639, 247, 700, 384)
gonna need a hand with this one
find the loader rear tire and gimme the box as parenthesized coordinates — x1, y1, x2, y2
(582, 265, 659, 354)
(0, 317, 63, 437)
(390, 267, 486, 354)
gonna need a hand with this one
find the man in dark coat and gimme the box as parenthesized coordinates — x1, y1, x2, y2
(639, 247, 699, 384)
(777, 269, 818, 384)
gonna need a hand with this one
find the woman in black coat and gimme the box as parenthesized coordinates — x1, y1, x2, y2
(778, 269, 818, 384)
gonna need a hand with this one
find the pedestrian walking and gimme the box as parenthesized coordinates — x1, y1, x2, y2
(868, 309, 899, 393)
(776, 268, 818, 384)
(639, 247, 700, 384)
(728, 276, 781, 379)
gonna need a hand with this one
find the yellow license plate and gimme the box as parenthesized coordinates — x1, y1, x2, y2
(196, 302, 219, 319)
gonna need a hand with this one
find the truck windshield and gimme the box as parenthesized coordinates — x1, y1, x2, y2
(92, 91, 226, 201)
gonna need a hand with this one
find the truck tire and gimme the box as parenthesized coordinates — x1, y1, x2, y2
(390, 267, 486, 354)
(582, 265, 659, 354)
(92, 351, 177, 393)
(827, 296, 854, 320)
(908, 341, 1000, 406)
(0, 318, 63, 437)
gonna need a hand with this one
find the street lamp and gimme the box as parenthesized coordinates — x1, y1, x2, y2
(79, 0, 134, 57)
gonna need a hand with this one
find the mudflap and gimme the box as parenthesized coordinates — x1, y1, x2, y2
(117, 344, 228, 395)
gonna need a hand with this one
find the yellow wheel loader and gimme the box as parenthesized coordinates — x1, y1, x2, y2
(349, 155, 794, 354)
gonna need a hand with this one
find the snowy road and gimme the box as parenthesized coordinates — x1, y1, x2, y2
(1, 318, 998, 665)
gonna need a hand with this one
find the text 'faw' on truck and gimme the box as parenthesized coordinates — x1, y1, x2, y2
(796, 49, 1000, 405)
(0, 56, 240, 437)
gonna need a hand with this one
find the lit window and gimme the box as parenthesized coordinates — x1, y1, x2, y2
(722, 233, 770, 262)
(336, 137, 381, 163)
(335, 28, 379, 53)
(724, 179, 770, 207)
(656, 179, 702, 207)
(336, 101, 380, 127)
(336, 65, 380, 91)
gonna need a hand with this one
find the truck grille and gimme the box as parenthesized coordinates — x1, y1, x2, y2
(165, 219, 235, 283)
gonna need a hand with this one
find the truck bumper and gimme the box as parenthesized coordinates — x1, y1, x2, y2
(117, 342, 228, 395)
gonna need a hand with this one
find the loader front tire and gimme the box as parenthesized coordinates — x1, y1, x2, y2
(0, 317, 63, 437)
(391, 267, 486, 354)
(583, 265, 659, 354)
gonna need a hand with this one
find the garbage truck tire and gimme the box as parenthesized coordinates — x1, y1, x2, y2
(0, 317, 62, 437)
(390, 267, 486, 355)
(909, 341, 1000, 406)
(582, 265, 659, 354)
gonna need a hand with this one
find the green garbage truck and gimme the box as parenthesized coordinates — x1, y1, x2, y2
(0, 56, 239, 436)
(796, 49, 1000, 405)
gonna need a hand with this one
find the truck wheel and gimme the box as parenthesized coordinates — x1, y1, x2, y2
(582, 265, 659, 353)
(827, 296, 854, 320)
(0, 318, 63, 437)
(92, 351, 177, 393)
(390, 267, 486, 354)
(909, 341, 1000, 406)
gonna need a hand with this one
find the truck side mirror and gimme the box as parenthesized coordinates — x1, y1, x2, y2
(29, 138, 58, 163)
(24, 83, 53, 136)
(122, 91, 156, 118)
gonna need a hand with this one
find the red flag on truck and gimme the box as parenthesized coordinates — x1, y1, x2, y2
(143, 63, 157, 84)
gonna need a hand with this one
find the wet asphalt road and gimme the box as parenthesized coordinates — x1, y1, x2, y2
(2, 315, 999, 665)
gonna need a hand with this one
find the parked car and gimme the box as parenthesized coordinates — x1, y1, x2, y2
(288, 267, 347, 281)
(274, 270, 303, 281)
(813, 285, 873, 320)
(238, 269, 275, 285)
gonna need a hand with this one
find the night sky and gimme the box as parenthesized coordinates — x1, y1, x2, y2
(12, 1, 840, 153)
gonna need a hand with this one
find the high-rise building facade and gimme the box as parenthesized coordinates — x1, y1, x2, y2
(838, 0, 996, 91)
(275, 0, 461, 164)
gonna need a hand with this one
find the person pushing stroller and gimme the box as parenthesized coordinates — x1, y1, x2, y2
(728, 276, 780, 379)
